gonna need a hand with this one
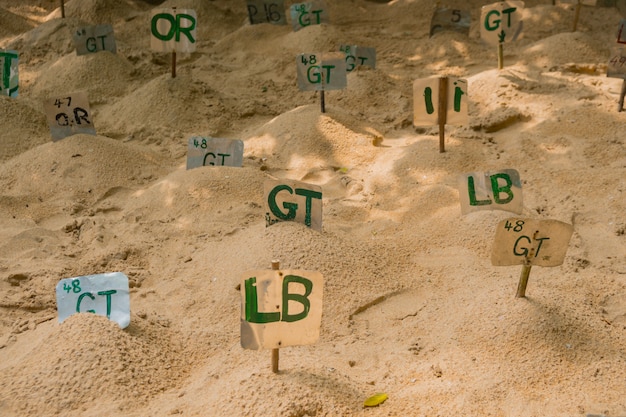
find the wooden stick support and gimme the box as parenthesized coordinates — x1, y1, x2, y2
(320, 90, 326, 113)
(498, 43, 504, 69)
(618, 79, 626, 112)
(271, 260, 280, 373)
(172, 51, 177, 78)
(60, 0, 65, 18)
(572, 1, 581, 32)
(516, 263, 532, 298)
(438, 76, 448, 153)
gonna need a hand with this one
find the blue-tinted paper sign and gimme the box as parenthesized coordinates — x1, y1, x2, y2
(339, 45, 376, 72)
(56, 272, 130, 329)
(0, 50, 18, 98)
(73, 24, 117, 55)
(186, 136, 244, 169)
(290, 1, 329, 32)
(296, 52, 347, 91)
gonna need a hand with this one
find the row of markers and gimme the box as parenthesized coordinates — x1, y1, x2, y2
(0, 0, 614, 376)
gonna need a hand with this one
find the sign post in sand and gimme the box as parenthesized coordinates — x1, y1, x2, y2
(186, 136, 244, 169)
(339, 45, 376, 72)
(608, 19, 626, 111)
(296, 52, 347, 113)
(491, 218, 574, 297)
(150, 7, 197, 78)
(240, 261, 323, 373)
(0, 50, 18, 98)
(290, 1, 329, 32)
(43, 92, 96, 141)
(264, 179, 323, 231)
(429, 7, 470, 37)
(413, 76, 468, 152)
(480, 1, 524, 69)
(246, 0, 287, 25)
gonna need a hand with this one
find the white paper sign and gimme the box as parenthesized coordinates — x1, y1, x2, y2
(56, 272, 130, 329)
(150, 8, 197, 53)
(43, 92, 96, 141)
(0, 50, 18, 97)
(241, 268, 323, 350)
(339, 45, 376, 72)
(290, 1, 329, 32)
(413, 77, 468, 126)
(73, 24, 116, 55)
(491, 218, 574, 267)
(264, 179, 323, 231)
(480, 1, 524, 46)
(458, 169, 523, 215)
(186, 136, 244, 169)
(296, 52, 347, 91)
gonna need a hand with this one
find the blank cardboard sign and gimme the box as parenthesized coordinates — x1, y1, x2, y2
(240, 268, 323, 350)
(491, 218, 574, 267)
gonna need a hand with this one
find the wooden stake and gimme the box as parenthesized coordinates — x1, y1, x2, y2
(618, 79, 626, 112)
(320, 90, 326, 113)
(516, 263, 532, 298)
(572, 0, 581, 32)
(498, 43, 504, 69)
(60, 0, 65, 18)
(438, 76, 448, 153)
(271, 260, 280, 373)
(172, 51, 177, 78)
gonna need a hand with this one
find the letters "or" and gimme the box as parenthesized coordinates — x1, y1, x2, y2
(245, 275, 312, 323)
(151, 13, 196, 43)
(468, 173, 514, 206)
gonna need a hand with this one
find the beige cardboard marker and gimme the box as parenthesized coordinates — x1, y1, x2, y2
(264, 179, 323, 231)
(480, 1, 524, 69)
(458, 169, 523, 215)
(150, 8, 197, 78)
(44, 92, 96, 141)
(413, 76, 468, 152)
(491, 218, 574, 297)
(240, 262, 323, 373)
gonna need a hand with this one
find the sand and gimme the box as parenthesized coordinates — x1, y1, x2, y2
(1, 0, 625, 416)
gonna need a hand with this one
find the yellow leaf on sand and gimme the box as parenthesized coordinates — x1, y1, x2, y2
(364, 393, 388, 407)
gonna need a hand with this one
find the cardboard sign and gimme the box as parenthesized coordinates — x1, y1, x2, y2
(264, 179, 322, 231)
(339, 45, 376, 72)
(246, 0, 287, 25)
(480, 1, 524, 46)
(241, 268, 323, 350)
(297, 52, 347, 91)
(73, 24, 116, 55)
(491, 218, 574, 267)
(290, 1, 329, 32)
(56, 272, 130, 329)
(618, 19, 626, 44)
(186, 136, 244, 169)
(150, 8, 197, 53)
(0, 50, 18, 97)
(458, 169, 523, 215)
(413, 77, 468, 126)
(607, 45, 626, 79)
(44, 92, 96, 141)
(430, 8, 471, 37)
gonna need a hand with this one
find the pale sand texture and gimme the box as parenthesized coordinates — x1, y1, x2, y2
(1, 0, 626, 416)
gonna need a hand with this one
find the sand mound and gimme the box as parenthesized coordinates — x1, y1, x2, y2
(0, 97, 49, 162)
(1, 313, 187, 416)
(523, 31, 609, 69)
(6, 18, 85, 60)
(97, 73, 225, 140)
(45, 0, 143, 25)
(30, 51, 133, 103)
(0, 134, 168, 204)
(244, 105, 380, 175)
(0, 7, 34, 42)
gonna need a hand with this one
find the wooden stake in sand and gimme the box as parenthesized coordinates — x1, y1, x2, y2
(572, 0, 582, 32)
(438, 76, 448, 153)
(150, 7, 197, 78)
(320, 90, 325, 113)
(171, 7, 177, 78)
(480, 2, 524, 70)
(618, 80, 626, 112)
(296, 53, 347, 114)
(515, 262, 532, 298)
(270, 260, 280, 373)
(60, 0, 65, 18)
